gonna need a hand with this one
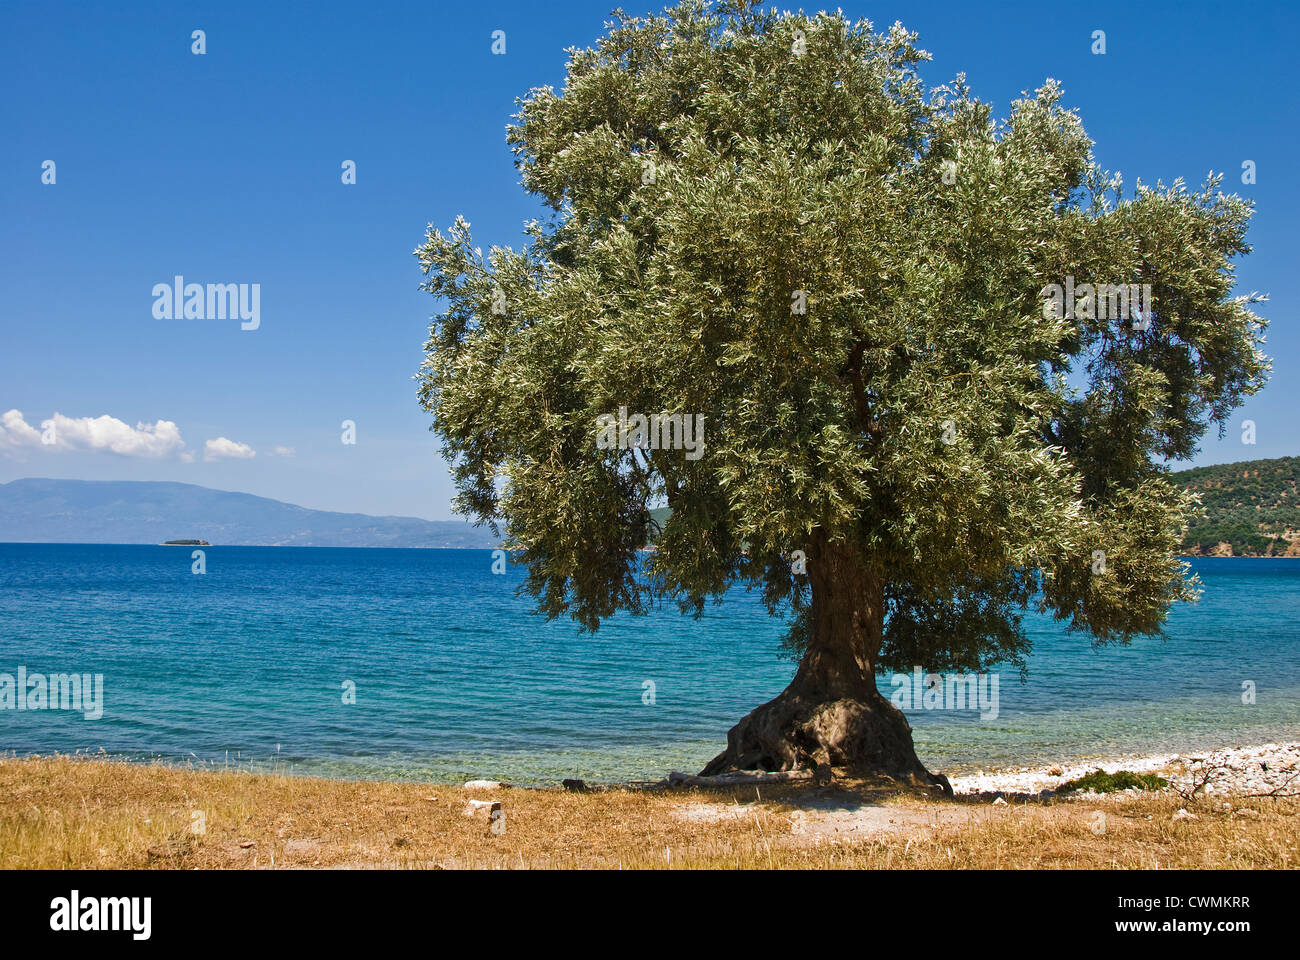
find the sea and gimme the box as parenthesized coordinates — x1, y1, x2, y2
(1, 544, 1297, 784)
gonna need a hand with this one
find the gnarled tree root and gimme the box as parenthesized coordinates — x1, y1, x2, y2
(701, 688, 953, 795)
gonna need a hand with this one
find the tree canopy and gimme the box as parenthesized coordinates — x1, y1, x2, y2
(416, 0, 1269, 682)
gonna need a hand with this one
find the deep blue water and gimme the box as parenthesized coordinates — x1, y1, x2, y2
(0, 544, 1297, 782)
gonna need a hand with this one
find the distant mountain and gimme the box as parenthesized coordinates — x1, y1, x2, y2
(0, 478, 498, 548)
(1173, 456, 1300, 557)
(20, 457, 1277, 553)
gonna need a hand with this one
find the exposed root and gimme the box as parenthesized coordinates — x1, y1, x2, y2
(701, 688, 952, 795)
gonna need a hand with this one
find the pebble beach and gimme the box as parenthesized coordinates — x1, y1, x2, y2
(948, 741, 1300, 798)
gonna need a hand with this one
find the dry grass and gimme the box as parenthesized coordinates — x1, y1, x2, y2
(2, 755, 1296, 869)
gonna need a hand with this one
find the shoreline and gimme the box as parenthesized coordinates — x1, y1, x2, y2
(3, 540, 1299, 557)
(948, 741, 1300, 797)
(7, 738, 1299, 796)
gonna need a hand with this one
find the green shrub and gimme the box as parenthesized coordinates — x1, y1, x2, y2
(1057, 769, 1168, 794)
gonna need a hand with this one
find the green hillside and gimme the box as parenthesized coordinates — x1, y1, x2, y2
(1172, 455, 1300, 556)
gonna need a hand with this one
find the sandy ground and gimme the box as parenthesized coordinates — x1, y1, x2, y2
(4, 747, 1298, 867)
(674, 794, 985, 844)
(669, 742, 1300, 848)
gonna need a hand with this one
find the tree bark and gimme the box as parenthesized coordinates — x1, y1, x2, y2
(701, 531, 951, 793)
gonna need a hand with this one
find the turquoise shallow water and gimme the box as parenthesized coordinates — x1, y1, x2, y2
(0, 544, 1296, 783)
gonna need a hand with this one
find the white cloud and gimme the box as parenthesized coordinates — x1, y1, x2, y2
(1, 410, 265, 467)
(269, 445, 295, 457)
(0, 409, 185, 458)
(0, 409, 42, 449)
(203, 437, 256, 461)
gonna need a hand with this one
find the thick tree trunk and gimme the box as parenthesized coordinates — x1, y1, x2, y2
(701, 531, 951, 794)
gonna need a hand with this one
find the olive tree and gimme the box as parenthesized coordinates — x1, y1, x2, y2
(416, 0, 1268, 789)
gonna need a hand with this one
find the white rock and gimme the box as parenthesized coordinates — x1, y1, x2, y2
(462, 798, 498, 817)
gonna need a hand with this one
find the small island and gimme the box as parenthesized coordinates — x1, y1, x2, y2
(161, 539, 210, 546)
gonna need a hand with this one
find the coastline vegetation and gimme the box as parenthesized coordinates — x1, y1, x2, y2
(1174, 456, 1300, 557)
(1056, 770, 1169, 794)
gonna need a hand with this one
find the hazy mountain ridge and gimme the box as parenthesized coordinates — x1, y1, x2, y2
(0, 478, 498, 548)
(4, 459, 1296, 554)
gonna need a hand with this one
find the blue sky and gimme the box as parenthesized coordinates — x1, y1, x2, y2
(1, 0, 1295, 520)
